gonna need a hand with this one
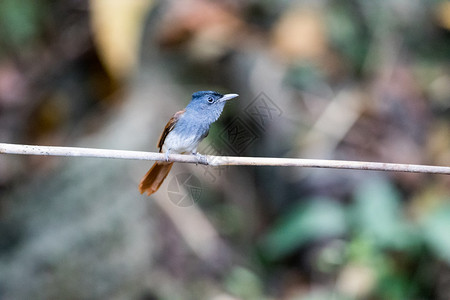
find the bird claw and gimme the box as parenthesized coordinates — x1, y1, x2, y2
(194, 153, 208, 165)
(165, 150, 170, 162)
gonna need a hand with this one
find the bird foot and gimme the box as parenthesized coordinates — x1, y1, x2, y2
(165, 149, 171, 162)
(194, 153, 208, 165)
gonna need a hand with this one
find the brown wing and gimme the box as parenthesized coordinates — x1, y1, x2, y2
(157, 109, 185, 152)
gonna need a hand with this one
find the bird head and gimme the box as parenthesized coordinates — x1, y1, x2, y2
(186, 91, 238, 122)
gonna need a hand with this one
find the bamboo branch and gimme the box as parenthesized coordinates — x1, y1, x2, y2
(0, 143, 449, 174)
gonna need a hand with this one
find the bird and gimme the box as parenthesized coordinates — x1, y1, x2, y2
(139, 91, 239, 195)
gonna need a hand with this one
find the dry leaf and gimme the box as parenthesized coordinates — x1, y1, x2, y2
(271, 8, 328, 61)
(89, 0, 155, 79)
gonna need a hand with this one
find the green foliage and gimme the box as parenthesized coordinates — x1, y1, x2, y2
(0, 0, 43, 53)
(351, 178, 418, 251)
(225, 267, 265, 300)
(301, 290, 350, 300)
(259, 178, 450, 299)
(325, 4, 369, 71)
(261, 197, 347, 260)
(285, 63, 327, 94)
(421, 203, 450, 263)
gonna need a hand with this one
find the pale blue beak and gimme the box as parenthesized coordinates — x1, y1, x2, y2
(219, 93, 239, 102)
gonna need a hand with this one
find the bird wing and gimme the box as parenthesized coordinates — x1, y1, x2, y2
(157, 109, 185, 152)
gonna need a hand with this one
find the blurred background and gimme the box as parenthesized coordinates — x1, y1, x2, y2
(1, 0, 450, 299)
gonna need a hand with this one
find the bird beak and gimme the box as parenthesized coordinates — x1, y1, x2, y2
(219, 93, 239, 102)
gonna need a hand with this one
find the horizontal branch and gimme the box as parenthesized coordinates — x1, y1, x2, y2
(1, 143, 449, 175)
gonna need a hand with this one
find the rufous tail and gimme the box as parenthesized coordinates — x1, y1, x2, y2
(139, 162, 174, 195)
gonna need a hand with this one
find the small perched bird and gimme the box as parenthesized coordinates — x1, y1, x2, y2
(139, 91, 239, 195)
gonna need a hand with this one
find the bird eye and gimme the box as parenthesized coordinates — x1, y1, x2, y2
(207, 96, 214, 103)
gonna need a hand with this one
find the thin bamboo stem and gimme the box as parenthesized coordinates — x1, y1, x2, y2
(1, 143, 449, 174)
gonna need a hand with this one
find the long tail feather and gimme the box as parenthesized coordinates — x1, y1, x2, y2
(139, 162, 173, 195)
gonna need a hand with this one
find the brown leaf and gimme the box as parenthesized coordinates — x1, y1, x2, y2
(271, 8, 328, 61)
